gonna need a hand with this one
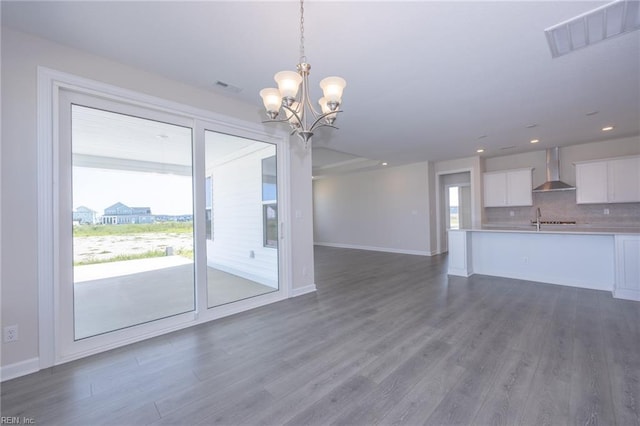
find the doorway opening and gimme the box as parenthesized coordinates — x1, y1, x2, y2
(439, 171, 471, 253)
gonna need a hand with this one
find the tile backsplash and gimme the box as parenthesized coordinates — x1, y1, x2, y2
(485, 190, 640, 228)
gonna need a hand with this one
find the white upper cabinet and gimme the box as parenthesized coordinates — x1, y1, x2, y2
(506, 168, 534, 206)
(483, 172, 508, 207)
(483, 168, 533, 207)
(608, 157, 640, 203)
(575, 161, 608, 203)
(576, 156, 640, 204)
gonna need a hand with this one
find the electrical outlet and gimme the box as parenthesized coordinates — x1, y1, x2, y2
(604, 208, 610, 215)
(510, 211, 515, 217)
(4, 325, 19, 342)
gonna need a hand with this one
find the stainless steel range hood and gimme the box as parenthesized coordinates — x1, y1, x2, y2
(532, 147, 575, 192)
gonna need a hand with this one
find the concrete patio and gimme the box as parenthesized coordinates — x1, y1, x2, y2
(73, 256, 276, 339)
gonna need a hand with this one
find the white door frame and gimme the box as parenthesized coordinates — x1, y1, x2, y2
(444, 183, 471, 230)
(435, 169, 474, 254)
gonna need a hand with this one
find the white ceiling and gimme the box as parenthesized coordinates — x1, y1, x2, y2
(71, 104, 267, 174)
(3, 1, 639, 174)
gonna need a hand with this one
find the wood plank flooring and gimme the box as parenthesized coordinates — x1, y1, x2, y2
(1, 246, 639, 425)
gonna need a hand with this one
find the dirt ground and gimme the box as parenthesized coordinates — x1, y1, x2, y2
(73, 232, 194, 263)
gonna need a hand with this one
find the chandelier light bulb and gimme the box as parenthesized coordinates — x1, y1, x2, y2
(319, 76, 347, 104)
(274, 71, 302, 102)
(285, 101, 303, 128)
(318, 97, 330, 114)
(318, 97, 337, 124)
(259, 88, 282, 118)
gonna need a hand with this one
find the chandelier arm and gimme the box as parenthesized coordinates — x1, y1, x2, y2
(312, 123, 340, 132)
(261, 118, 295, 125)
(308, 110, 343, 132)
(300, 70, 321, 118)
(281, 104, 304, 129)
(299, 71, 310, 129)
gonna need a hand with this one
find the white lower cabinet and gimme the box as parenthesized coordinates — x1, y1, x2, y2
(614, 235, 640, 301)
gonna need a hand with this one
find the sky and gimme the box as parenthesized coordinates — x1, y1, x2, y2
(73, 167, 193, 216)
(449, 186, 459, 207)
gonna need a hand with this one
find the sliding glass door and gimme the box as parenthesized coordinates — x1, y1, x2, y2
(204, 131, 279, 308)
(55, 87, 285, 361)
(70, 104, 195, 339)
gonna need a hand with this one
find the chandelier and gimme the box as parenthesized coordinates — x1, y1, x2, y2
(259, 0, 346, 148)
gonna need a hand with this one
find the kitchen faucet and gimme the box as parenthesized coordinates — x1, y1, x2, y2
(535, 207, 542, 231)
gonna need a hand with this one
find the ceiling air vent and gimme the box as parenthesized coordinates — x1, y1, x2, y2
(545, 0, 640, 58)
(214, 80, 242, 94)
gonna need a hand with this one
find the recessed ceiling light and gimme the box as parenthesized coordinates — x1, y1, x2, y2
(381, 162, 388, 166)
(525, 124, 538, 128)
(585, 111, 599, 116)
(530, 139, 540, 144)
(476, 149, 485, 153)
(602, 126, 614, 131)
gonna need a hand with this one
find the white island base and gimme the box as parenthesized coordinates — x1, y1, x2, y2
(448, 228, 640, 301)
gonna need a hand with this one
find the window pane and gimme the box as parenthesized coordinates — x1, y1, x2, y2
(262, 155, 277, 201)
(264, 203, 278, 248)
(205, 131, 279, 308)
(448, 186, 460, 230)
(71, 104, 194, 339)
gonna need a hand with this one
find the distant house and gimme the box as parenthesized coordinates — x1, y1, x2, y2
(72, 206, 98, 225)
(155, 214, 194, 223)
(102, 202, 153, 225)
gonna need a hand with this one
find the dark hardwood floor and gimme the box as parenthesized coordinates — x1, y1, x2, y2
(1, 246, 639, 425)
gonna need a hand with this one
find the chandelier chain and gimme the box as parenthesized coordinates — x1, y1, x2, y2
(299, 0, 306, 63)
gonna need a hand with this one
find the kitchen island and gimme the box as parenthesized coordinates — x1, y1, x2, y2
(448, 226, 640, 301)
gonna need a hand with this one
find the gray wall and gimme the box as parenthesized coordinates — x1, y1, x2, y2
(312, 155, 487, 256)
(313, 162, 433, 255)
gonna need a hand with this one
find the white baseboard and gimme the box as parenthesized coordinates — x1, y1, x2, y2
(291, 284, 317, 297)
(447, 268, 473, 277)
(314, 242, 432, 256)
(1, 357, 40, 382)
(613, 289, 640, 301)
